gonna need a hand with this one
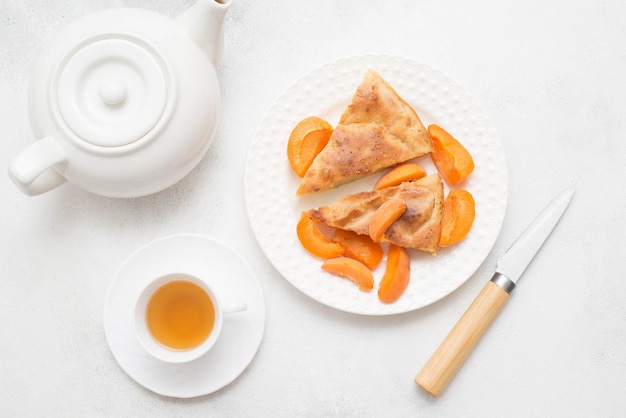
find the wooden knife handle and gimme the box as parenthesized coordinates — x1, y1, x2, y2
(415, 278, 512, 397)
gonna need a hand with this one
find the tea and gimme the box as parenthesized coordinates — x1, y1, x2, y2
(146, 280, 215, 350)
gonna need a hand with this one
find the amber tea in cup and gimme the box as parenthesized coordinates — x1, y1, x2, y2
(146, 279, 216, 350)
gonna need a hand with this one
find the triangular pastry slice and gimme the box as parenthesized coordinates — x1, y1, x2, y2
(307, 174, 444, 255)
(296, 70, 432, 195)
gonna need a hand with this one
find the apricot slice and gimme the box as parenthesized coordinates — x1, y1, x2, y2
(287, 116, 333, 177)
(378, 244, 411, 303)
(440, 189, 476, 247)
(333, 229, 383, 270)
(296, 212, 344, 258)
(374, 162, 427, 190)
(321, 257, 374, 291)
(369, 199, 407, 243)
(428, 124, 474, 186)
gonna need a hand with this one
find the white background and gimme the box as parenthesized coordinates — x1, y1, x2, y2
(1, 0, 625, 416)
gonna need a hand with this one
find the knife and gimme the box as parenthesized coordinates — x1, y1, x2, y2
(415, 186, 575, 397)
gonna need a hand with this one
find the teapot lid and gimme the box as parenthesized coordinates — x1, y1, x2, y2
(56, 37, 169, 147)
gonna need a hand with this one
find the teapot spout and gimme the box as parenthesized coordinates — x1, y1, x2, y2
(176, 0, 232, 67)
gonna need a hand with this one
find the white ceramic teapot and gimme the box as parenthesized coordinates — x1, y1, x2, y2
(9, 0, 232, 197)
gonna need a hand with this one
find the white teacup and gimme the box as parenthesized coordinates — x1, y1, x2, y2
(134, 273, 246, 363)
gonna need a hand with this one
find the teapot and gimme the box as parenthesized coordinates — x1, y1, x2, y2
(8, 0, 232, 197)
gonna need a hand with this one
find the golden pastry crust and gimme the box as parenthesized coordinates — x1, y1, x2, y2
(297, 70, 432, 195)
(308, 175, 444, 255)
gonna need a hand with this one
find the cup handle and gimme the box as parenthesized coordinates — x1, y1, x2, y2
(8, 136, 67, 196)
(222, 299, 247, 315)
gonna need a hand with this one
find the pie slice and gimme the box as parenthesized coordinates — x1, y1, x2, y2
(296, 70, 432, 195)
(307, 174, 444, 255)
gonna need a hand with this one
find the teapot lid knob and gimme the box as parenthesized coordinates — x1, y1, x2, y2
(55, 37, 170, 148)
(99, 79, 127, 105)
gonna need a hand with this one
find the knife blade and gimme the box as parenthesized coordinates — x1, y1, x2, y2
(415, 186, 575, 397)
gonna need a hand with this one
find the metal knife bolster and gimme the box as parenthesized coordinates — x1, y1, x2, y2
(490, 272, 516, 294)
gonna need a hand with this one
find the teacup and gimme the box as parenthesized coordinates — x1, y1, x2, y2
(134, 273, 246, 363)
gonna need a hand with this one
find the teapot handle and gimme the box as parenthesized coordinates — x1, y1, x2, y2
(8, 136, 67, 196)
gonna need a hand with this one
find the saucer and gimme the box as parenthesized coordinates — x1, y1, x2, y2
(103, 234, 265, 398)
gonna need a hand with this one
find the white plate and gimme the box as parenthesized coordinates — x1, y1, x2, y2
(244, 55, 507, 315)
(103, 234, 265, 398)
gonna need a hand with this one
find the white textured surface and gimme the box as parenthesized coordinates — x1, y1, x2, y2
(1, 0, 626, 416)
(245, 55, 507, 315)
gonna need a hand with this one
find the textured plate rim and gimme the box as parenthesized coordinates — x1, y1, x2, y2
(244, 55, 508, 315)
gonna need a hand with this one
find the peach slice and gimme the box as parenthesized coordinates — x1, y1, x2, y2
(369, 199, 407, 242)
(333, 229, 383, 270)
(321, 257, 374, 291)
(296, 212, 345, 259)
(378, 244, 411, 303)
(428, 124, 474, 186)
(374, 162, 427, 190)
(287, 116, 333, 177)
(440, 189, 476, 247)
